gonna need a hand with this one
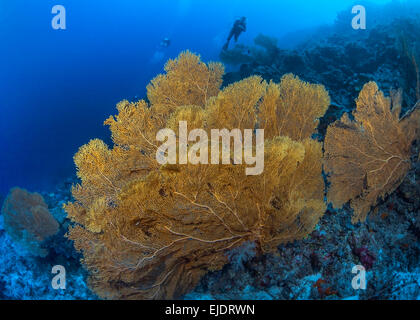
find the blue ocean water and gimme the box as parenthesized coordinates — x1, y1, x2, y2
(0, 0, 394, 196)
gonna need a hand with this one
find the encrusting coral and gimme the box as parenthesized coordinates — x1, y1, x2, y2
(65, 51, 328, 299)
(324, 82, 420, 223)
(1, 187, 59, 257)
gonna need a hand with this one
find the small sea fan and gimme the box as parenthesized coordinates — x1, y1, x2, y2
(1, 187, 59, 257)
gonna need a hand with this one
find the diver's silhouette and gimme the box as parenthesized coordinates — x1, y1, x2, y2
(160, 37, 171, 48)
(223, 17, 247, 50)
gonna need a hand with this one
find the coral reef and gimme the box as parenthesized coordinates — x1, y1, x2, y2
(64, 48, 418, 300)
(186, 157, 420, 300)
(1, 3, 419, 301)
(1, 188, 59, 257)
(65, 51, 329, 299)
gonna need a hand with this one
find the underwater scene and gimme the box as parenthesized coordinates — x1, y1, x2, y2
(0, 0, 419, 302)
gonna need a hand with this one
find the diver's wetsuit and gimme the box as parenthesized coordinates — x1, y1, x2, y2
(223, 18, 247, 50)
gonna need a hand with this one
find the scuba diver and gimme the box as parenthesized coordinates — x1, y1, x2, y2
(151, 37, 171, 64)
(223, 17, 247, 50)
(160, 37, 171, 48)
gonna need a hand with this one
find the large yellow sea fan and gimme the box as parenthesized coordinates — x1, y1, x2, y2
(65, 51, 327, 300)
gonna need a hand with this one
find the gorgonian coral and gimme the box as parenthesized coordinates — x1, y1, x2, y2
(146, 51, 224, 111)
(259, 73, 330, 141)
(65, 51, 328, 299)
(1, 187, 59, 257)
(324, 82, 420, 223)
